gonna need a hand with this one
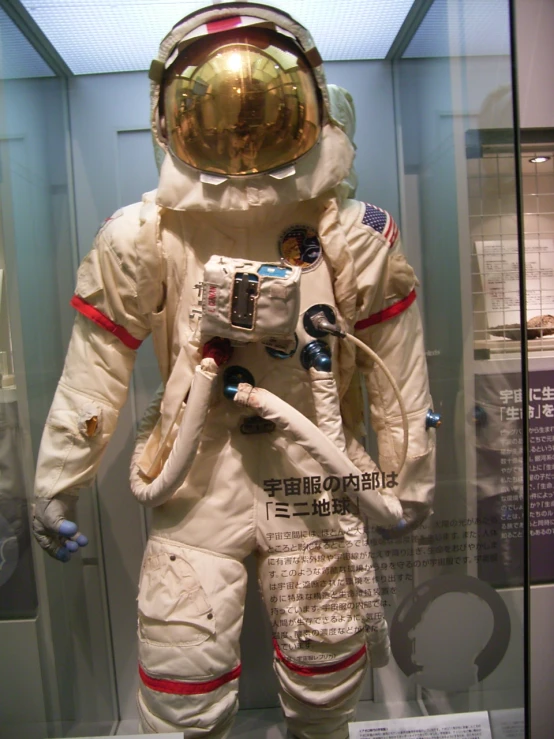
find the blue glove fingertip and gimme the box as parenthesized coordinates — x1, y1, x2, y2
(59, 520, 78, 537)
(75, 534, 88, 547)
(65, 540, 79, 553)
(377, 518, 408, 540)
(55, 548, 71, 563)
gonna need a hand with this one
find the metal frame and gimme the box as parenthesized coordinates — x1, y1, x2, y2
(1, 0, 73, 77)
(386, 0, 435, 60)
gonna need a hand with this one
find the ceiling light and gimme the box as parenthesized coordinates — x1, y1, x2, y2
(529, 156, 551, 164)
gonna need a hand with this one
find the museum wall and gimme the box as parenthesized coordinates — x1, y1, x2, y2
(516, 0, 554, 130)
(0, 77, 74, 450)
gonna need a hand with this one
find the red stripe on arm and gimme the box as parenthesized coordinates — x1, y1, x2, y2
(354, 289, 417, 331)
(71, 295, 143, 350)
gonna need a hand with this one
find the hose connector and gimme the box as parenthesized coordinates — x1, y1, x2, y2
(223, 366, 255, 400)
(426, 410, 442, 429)
(301, 341, 332, 371)
(202, 337, 233, 366)
(473, 405, 487, 427)
(311, 311, 346, 338)
(304, 304, 346, 338)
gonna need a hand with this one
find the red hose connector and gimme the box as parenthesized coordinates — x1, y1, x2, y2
(202, 337, 233, 367)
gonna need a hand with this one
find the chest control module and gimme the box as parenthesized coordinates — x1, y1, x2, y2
(201, 256, 301, 345)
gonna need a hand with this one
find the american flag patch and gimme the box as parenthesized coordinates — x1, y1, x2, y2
(362, 203, 399, 246)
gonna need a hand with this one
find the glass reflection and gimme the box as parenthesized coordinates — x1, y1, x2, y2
(392, 0, 525, 724)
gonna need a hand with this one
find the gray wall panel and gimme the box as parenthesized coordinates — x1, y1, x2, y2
(0, 620, 46, 738)
(516, 0, 554, 130)
(326, 60, 400, 219)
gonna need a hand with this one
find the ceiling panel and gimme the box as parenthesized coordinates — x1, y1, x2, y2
(10, 0, 515, 76)
(19, 0, 415, 74)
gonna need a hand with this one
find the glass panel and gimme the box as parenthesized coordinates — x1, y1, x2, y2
(0, 1, 529, 736)
(393, 0, 525, 730)
(0, 6, 51, 623)
(0, 8, 117, 738)
(518, 131, 554, 584)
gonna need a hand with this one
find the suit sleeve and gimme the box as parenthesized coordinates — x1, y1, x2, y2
(34, 208, 153, 500)
(344, 201, 436, 514)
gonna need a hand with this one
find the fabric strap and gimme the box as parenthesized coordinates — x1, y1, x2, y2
(139, 664, 241, 695)
(354, 289, 416, 331)
(71, 295, 143, 350)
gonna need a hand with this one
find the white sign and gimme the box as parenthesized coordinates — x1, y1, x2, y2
(474, 239, 554, 329)
(349, 711, 492, 738)
(489, 708, 525, 739)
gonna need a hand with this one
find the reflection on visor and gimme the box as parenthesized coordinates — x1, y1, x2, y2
(162, 27, 322, 176)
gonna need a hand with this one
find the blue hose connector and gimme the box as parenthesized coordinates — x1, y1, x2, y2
(300, 341, 332, 371)
(223, 366, 255, 400)
(473, 405, 487, 427)
(426, 410, 442, 429)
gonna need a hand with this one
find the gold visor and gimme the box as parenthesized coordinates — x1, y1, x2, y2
(162, 27, 322, 176)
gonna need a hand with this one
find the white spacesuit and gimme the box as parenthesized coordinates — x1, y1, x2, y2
(32, 4, 436, 738)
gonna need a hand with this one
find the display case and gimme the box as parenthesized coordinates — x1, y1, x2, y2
(0, 0, 535, 737)
(391, 0, 526, 734)
(0, 6, 118, 737)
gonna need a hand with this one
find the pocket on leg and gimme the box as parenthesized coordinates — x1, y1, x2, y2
(138, 538, 216, 648)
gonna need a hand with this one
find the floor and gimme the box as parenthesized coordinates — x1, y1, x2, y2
(115, 700, 422, 737)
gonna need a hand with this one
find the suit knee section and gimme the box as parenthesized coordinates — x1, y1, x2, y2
(274, 635, 368, 738)
(136, 537, 246, 735)
(137, 666, 239, 737)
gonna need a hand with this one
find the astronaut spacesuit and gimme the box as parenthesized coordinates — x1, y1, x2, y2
(32, 4, 436, 738)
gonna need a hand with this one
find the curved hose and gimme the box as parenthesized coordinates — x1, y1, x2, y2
(129, 358, 219, 507)
(345, 332, 409, 475)
(234, 383, 403, 526)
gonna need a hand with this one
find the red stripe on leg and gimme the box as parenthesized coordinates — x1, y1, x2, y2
(139, 664, 241, 695)
(273, 640, 366, 676)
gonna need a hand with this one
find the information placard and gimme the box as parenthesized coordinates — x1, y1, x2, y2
(349, 711, 492, 739)
(474, 238, 554, 329)
(475, 369, 554, 584)
(489, 708, 525, 739)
